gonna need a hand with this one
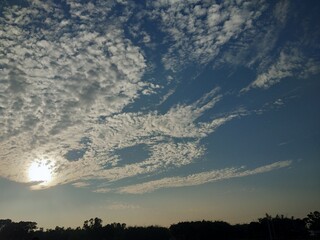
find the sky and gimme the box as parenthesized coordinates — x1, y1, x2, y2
(0, 0, 320, 229)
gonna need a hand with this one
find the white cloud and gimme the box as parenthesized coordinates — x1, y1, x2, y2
(212, 1, 290, 71)
(106, 202, 140, 210)
(93, 188, 112, 194)
(118, 160, 292, 194)
(147, 0, 267, 71)
(0, 70, 236, 190)
(273, 0, 290, 24)
(242, 46, 320, 91)
(0, 1, 296, 194)
(72, 182, 90, 188)
(0, 15, 234, 186)
(0, 0, 148, 187)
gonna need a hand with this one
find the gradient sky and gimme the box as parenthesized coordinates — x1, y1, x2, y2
(0, 0, 320, 229)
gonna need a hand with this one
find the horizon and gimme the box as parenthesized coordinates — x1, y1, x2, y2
(1, 210, 317, 230)
(0, 0, 320, 230)
(2, 213, 318, 240)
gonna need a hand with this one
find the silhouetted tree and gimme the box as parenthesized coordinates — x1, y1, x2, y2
(103, 222, 126, 240)
(83, 217, 103, 230)
(258, 214, 308, 240)
(0, 219, 37, 240)
(1, 212, 318, 240)
(83, 217, 104, 240)
(170, 220, 233, 240)
(306, 211, 320, 231)
(125, 226, 171, 240)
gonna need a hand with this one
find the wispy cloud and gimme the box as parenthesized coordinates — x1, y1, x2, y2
(72, 182, 90, 188)
(93, 188, 112, 194)
(213, 1, 287, 70)
(242, 46, 320, 91)
(118, 160, 292, 194)
(106, 202, 140, 210)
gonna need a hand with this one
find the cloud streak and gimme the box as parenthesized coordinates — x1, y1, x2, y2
(242, 46, 320, 91)
(118, 160, 292, 194)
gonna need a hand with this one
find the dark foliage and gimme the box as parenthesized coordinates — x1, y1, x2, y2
(305, 211, 320, 231)
(0, 219, 37, 240)
(0, 211, 319, 240)
(170, 220, 233, 240)
(125, 226, 171, 240)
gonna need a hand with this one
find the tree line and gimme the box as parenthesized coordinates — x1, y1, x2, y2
(0, 211, 319, 240)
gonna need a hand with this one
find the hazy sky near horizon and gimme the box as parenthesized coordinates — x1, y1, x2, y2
(0, 0, 319, 229)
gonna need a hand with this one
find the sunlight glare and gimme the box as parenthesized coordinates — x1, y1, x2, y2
(28, 162, 52, 183)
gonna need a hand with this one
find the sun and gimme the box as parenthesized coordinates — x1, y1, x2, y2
(28, 162, 52, 183)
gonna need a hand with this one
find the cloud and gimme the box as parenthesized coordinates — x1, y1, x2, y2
(0, 70, 239, 190)
(106, 203, 140, 210)
(118, 160, 292, 194)
(147, 0, 267, 71)
(0, 24, 236, 189)
(0, 0, 147, 137)
(273, 0, 290, 24)
(93, 188, 112, 194)
(242, 46, 320, 91)
(0, 1, 296, 194)
(72, 182, 90, 188)
(0, 0, 148, 185)
(212, 1, 290, 71)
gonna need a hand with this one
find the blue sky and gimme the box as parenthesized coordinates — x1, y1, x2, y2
(0, 0, 319, 228)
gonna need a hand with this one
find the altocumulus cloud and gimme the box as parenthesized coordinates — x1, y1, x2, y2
(0, 0, 298, 193)
(146, 0, 268, 71)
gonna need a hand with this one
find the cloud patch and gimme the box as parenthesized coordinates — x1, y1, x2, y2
(242, 46, 320, 91)
(147, 0, 267, 71)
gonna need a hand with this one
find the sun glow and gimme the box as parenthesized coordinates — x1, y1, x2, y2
(28, 162, 52, 183)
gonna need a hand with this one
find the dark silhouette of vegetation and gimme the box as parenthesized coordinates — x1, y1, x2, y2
(0, 219, 37, 240)
(0, 211, 319, 240)
(305, 211, 320, 231)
